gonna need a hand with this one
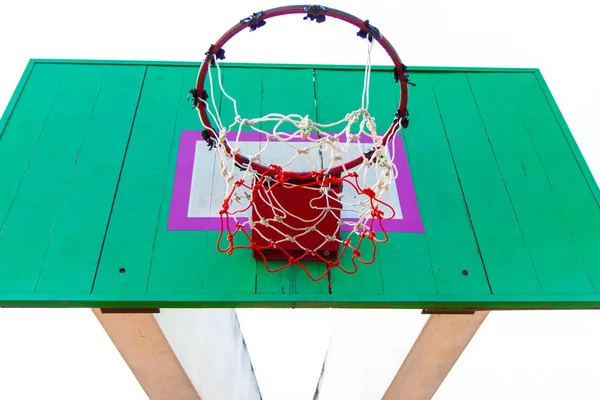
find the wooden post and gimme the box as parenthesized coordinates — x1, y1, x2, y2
(93, 309, 200, 400)
(383, 311, 489, 400)
(94, 309, 261, 400)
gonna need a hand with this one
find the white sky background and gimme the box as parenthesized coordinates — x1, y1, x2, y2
(0, 0, 599, 399)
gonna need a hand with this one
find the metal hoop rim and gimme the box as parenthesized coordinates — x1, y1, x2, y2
(196, 4, 409, 179)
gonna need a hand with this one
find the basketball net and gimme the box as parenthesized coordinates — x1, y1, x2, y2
(196, 41, 402, 281)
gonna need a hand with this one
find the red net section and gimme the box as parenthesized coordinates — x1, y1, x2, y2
(217, 168, 396, 281)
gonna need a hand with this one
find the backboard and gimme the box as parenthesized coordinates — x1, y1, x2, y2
(0, 59, 599, 309)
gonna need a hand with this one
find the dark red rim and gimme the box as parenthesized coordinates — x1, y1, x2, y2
(196, 5, 409, 180)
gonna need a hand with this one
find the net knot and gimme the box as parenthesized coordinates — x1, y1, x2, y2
(289, 257, 299, 265)
(377, 181, 390, 191)
(275, 173, 288, 185)
(366, 118, 377, 133)
(234, 178, 245, 187)
(345, 111, 359, 123)
(299, 115, 311, 130)
(362, 188, 376, 198)
(284, 235, 295, 243)
(371, 207, 384, 219)
(235, 116, 254, 126)
(322, 175, 341, 186)
(296, 147, 310, 155)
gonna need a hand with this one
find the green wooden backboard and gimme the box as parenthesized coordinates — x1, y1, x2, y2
(0, 59, 599, 309)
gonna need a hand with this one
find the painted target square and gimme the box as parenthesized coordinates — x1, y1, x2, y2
(167, 130, 424, 233)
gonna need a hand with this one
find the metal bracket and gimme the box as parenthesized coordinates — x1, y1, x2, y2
(188, 88, 208, 108)
(357, 20, 381, 42)
(242, 11, 267, 31)
(204, 44, 226, 66)
(394, 64, 416, 86)
(202, 129, 217, 151)
(303, 5, 328, 23)
(395, 109, 410, 129)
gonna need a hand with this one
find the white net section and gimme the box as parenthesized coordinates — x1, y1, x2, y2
(195, 42, 403, 281)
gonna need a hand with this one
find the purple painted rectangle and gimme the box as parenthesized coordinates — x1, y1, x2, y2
(168, 130, 424, 233)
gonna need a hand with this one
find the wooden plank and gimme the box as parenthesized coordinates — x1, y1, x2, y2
(254, 68, 330, 295)
(509, 73, 600, 289)
(429, 73, 542, 295)
(382, 311, 489, 400)
(0, 63, 64, 227)
(0, 64, 106, 293)
(93, 309, 201, 400)
(314, 67, 383, 295)
(34, 66, 146, 293)
(467, 72, 595, 295)
(144, 67, 210, 295)
(402, 72, 491, 295)
(92, 66, 186, 295)
(314, 68, 437, 296)
(146, 66, 256, 295)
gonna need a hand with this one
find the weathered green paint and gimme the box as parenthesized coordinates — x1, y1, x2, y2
(0, 59, 599, 309)
(468, 73, 596, 295)
(429, 73, 542, 295)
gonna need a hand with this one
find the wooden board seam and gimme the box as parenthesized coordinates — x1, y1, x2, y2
(33, 80, 104, 290)
(89, 66, 149, 293)
(463, 72, 543, 294)
(145, 70, 189, 293)
(429, 75, 494, 294)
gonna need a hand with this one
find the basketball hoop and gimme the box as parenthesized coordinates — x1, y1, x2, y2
(192, 5, 412, 281)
